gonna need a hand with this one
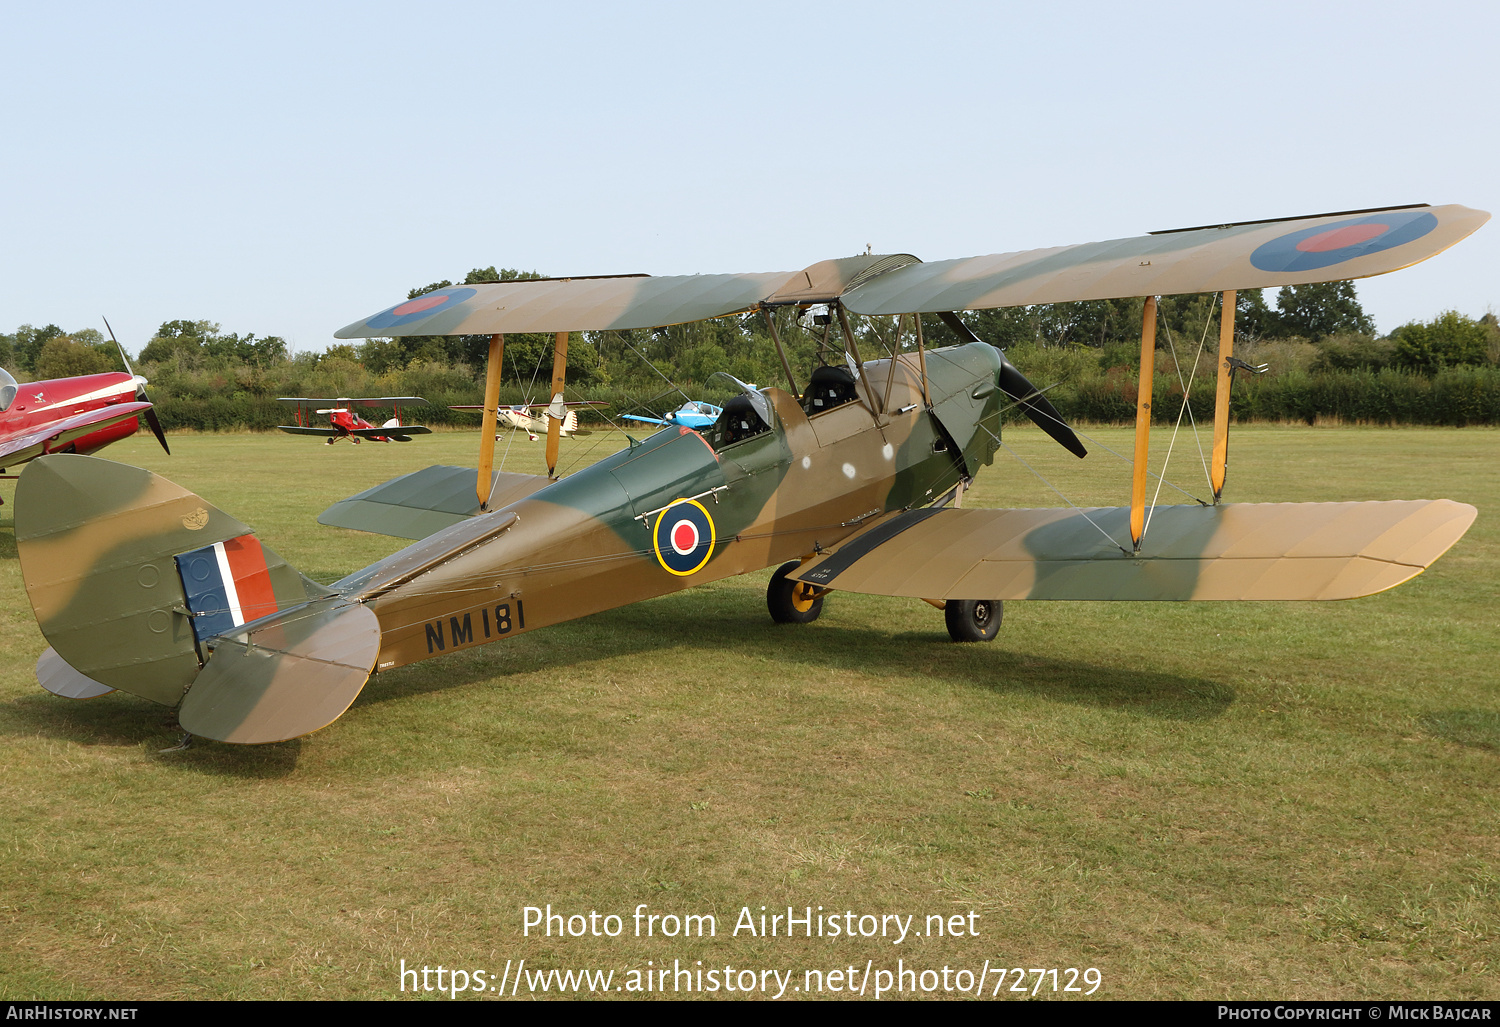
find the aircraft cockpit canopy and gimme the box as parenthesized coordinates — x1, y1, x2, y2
(0, 368, 17, 413)
(706, 393, 771, 449)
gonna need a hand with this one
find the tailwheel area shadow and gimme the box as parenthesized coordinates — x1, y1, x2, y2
(3, 689, 303, 778)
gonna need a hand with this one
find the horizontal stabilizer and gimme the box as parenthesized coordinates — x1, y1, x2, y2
(789, 500, 1476, 601)
(36, 647, 115, 699)
(179, 600, 381, 744)
(318, 464, 551, 539)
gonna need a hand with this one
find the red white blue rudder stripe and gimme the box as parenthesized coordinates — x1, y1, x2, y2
(175, 534, 282, 644)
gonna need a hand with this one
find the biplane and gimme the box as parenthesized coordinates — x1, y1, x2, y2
(13, 203, 1487, 741)
(450, 399, 605, 442)
(276, 396, 431, 444)
(0, 323, 169, 491)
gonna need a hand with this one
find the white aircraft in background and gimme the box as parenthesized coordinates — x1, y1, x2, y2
(451, 399, 604, 441)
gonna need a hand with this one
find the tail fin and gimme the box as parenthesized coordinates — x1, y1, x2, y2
(17, 455, 377, 742)
(563, 409, 579, 434)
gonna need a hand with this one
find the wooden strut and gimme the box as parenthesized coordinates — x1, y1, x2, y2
(835, 304, 884, 424)
(476, 333, 505, 509)
(914, 313, 932, 408)
(1210, 290, 1236, 502)
(881, 314, 906, 415)
(1129, 296, 1158, 550)
(546, 331, 569, 478)
(761, 307, 800, 397)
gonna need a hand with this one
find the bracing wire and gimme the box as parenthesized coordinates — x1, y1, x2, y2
(924, 343, 1205, 505)
(557, 330, 698, 476)
(1142, 298, 1217, 538)
(993, 434, 1131, 554)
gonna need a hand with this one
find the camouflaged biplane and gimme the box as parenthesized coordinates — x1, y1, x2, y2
(14, 203, 1487, 745)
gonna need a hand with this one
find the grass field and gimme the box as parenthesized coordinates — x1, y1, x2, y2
(1, 424, 1496, 1001)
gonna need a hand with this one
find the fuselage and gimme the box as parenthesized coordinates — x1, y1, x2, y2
(327, 408, 392, 443)
(0, 370, 144, 463)
(336, 343, 1006, 672)
(496, 407, 580, 438)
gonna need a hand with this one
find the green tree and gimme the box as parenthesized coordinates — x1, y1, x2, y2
(34, 336, 114, 378)
(1235, 289, 1278, 341)
(203, 332, 288, 366)
(1274, 282, 1374, 340)
(139, 320, 219, 364)
(1392, 310, 1490, 373)
(13, 324, 67, 373)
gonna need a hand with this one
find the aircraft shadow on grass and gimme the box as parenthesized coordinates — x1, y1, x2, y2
(349, 588, 1236, 723)
(4, 690, 304, 778)
(1419, 710, 1500, 751)
(6, 586, 1231, 776)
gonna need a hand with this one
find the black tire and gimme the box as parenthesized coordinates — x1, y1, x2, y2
(945, 599, 1002, 642)
(767, 561, 825, 624)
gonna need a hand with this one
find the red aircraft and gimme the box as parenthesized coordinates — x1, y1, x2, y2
(0, 328, 169, 487)
(276, 397, 432, 444)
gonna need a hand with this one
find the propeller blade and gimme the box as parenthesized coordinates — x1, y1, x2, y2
(103, 317, 135, 378)
(937, 312, 1087, 459)
(104, 317, 170, 455)
(143, 405, 171, 455)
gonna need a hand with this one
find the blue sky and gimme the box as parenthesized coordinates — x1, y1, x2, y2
(3, 1, 1495, 353)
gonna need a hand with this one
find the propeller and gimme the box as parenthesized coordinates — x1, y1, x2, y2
(937, 311, 1087, 459)
(103, 318, 170, 455)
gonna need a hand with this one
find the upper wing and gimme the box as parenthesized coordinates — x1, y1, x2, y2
(451, 401, 607, 411)
(789, 500, 1476, 601)
(333, 205, 1487, 337)
(842, 205, 1489, 315)
(0, 402, 150, 468)
(335, 272, 795, 339)
(278, 397, 428, 407)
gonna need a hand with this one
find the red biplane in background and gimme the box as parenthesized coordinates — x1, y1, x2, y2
(276, 397, 432, 444)
(0, 326, 169, 494)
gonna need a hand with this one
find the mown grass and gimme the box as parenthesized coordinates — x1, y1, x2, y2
(0, 424, 1496, 1000)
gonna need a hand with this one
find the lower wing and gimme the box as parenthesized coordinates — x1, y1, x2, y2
(278, 425, 342, 437)
(348, 426, 431, 439)
(0, 402, 151, 468)
(789, 501, 1476, 601)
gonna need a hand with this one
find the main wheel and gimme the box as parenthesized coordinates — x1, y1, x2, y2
(944, 599, 1002, 642)
(767, 561, 825, 624)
